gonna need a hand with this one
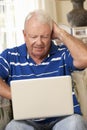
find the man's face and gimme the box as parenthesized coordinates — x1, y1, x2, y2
(23, 17, 52, 60)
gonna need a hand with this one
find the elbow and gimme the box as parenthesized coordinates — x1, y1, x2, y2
(73, 59, 87, 69)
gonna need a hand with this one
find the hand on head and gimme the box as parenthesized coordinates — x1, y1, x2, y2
(51, 21, 63, 43)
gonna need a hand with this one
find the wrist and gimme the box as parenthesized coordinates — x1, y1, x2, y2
(58, 29, 69, 42)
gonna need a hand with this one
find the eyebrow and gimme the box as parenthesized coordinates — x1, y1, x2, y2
(28, 34, 51, 37)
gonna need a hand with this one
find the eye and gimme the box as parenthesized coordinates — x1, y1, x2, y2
(42, 35, 49, 39)
(30, 35, 38, 39)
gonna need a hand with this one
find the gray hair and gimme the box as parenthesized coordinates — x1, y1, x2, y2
(24, 9, 53, 30)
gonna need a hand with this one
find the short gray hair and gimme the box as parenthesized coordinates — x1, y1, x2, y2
(24, 9, 53, 31)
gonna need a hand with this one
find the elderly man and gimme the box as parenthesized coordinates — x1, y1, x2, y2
(0, 10, 87, 130)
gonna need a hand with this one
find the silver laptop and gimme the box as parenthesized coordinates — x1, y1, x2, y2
(10, 76, 74, 120)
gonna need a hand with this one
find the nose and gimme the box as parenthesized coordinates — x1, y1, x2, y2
(36, 36, 42, 45)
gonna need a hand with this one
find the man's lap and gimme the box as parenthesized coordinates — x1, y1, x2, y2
(5, 114, 87, 130)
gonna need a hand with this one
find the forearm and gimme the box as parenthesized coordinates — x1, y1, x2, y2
(0, 78, 11, 100)
(58, 29, 87, 68)
(52, 22, 87, 69)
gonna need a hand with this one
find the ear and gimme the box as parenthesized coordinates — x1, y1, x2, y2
(23, 30, 27, 42)
(23, 30, 26, 36)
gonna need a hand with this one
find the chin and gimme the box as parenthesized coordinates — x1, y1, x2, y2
(34, 52, 44, 58)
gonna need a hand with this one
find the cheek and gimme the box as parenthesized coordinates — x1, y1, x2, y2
(25, 39, 33, 48)
(26, 42, 32, 51)
(45, 42, 51, 49)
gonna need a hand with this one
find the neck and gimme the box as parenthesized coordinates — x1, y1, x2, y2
(30, 54, 48, 65)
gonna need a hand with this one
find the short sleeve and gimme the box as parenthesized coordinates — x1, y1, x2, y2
(0, 50, 10, 79)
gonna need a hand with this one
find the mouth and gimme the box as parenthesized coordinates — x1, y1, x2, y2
(34, 46, 44, 50)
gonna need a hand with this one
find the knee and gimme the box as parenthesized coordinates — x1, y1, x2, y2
(70, 114, 85, 124)
(53, 114, 86, 130)
(5, 120, 35, 130)
(5, 120, 18, 130)
(68, 114, 87, 129)
(62, 114, 86, 128)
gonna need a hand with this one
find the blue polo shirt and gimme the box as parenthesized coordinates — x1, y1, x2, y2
(0, 41, 81, 115)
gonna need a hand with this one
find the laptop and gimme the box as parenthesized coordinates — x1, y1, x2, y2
(10, 76, 74, 120)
